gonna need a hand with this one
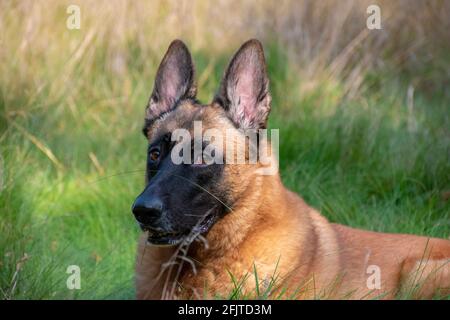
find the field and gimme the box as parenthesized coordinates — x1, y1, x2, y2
(0, 0, 449, 299)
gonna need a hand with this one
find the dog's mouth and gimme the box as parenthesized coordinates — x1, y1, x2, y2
(142, 210, 219, 246)
(144, 228, 185, 246)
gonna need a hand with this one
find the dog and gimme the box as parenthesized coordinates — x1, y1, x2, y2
(132, 39, 450, 299)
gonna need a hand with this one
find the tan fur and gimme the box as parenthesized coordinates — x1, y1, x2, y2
(136, 102, 450, 300)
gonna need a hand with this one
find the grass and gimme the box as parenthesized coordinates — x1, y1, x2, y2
(0, 1, 449, 299)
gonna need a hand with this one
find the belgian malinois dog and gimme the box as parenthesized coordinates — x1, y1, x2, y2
(132, 39, 450, 299)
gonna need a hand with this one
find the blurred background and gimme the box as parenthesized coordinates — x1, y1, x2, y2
(0, 0, 449, 299)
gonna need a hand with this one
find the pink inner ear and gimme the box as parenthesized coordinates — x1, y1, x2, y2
(148, 66, 180, 118)
(221, 40, 270, 128)
(235, 68, 258, 121)
(161, 64, 181, 106)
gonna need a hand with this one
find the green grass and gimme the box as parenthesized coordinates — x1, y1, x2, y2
(1, 41, 449, 299)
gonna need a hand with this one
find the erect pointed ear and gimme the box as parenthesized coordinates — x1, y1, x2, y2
(213, 39, 271, 129)
(145, 40, 196, 121)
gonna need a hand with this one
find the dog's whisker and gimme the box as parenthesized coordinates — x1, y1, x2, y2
(87, 169, 145, 185)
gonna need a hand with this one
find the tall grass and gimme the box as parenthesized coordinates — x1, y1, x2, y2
(0, 1, 449, 299)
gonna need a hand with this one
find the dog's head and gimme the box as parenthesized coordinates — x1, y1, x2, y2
(132, 39, 273, 245)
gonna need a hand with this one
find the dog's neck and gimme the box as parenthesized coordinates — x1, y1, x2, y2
(189, 172, 289, 260)
(172, 172, 313, 298)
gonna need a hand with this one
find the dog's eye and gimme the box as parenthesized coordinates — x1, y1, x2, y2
(149, 149, 160, 162)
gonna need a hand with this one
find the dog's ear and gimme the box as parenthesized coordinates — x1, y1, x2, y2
(146, 40, 196, 121)
(213, 39, 271, 129)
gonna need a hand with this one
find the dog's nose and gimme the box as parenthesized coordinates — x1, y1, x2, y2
(132, 196, 163, 226)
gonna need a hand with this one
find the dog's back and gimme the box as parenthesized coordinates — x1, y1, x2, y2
(329, 223, 450, 298)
